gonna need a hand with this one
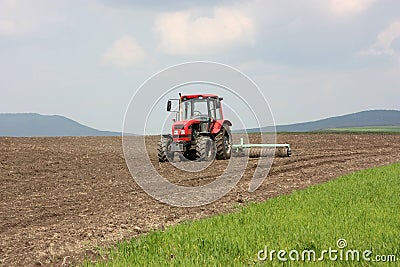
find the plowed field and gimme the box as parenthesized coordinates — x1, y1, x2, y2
(1, 134, 399, 266)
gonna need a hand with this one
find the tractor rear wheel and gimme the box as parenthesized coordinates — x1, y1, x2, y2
(158, 136, 173, 162)
(215, 125, 232, 160)
(195, 136, 215, 161)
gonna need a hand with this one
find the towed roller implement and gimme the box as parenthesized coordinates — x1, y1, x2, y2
(232, 138, 292, 157)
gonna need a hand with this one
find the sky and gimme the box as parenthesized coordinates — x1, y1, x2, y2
(1, 0, 399, 133)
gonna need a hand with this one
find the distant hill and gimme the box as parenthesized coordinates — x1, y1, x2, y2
(0, 113, 120, 137)
(1, 110, 399, 137)
(244, 110, 400, 133)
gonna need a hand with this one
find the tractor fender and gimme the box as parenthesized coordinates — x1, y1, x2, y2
(223, 120, 232, 127)
(211, 120, 232, 134)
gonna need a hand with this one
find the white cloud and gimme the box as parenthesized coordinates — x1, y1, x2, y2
(154, 6, 255, 56)
(0, 19, 16, 35)
(329, 0, 375, 16)
(0, 0, 66, 36)
(101, 35, 146, 68)
(359, 20, 400, 57)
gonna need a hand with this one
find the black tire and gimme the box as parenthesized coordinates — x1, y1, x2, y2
(157, 136, 173, 162)
(195, 136, 215, 161)
(183, 150, 197, 161)
(215, 125, 232, 160)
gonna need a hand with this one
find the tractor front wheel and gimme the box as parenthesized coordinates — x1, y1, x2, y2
(195, 136, 215, 161)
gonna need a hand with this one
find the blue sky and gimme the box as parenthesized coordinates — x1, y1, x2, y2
(1, 0, 399, 132)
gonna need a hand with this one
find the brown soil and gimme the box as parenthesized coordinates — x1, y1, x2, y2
(0, 134, 399, 266)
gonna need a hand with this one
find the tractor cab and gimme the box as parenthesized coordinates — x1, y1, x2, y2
(167, 94, 225, 140)
(167, 94, 223, 122)
(175, 94, 223, 122)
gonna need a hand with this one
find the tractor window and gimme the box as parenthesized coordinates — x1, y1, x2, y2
(193, 99, 208, 117)
(209, 100, 216, 119)
(182, 100, 192, 120)
(215, 100, 222, 120)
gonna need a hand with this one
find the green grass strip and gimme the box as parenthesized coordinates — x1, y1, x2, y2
(85, 163, 400, 266)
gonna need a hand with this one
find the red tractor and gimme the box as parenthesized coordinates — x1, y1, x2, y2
(158, 93, 232, 162)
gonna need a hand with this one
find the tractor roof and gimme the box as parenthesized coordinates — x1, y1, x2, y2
(181, 94, 219, 100)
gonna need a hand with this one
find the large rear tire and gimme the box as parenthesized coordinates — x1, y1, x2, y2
(215, 125, 232, 160)
(157, 136, 173, 162)
(195, 136, 215, 161)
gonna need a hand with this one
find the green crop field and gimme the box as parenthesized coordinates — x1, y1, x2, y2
(322, 126, 400, 133)
(85, 163, 400, 266)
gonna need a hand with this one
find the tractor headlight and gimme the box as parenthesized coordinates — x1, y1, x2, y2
(180, 129, 185, 135)
(174, 130, 178, 135)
